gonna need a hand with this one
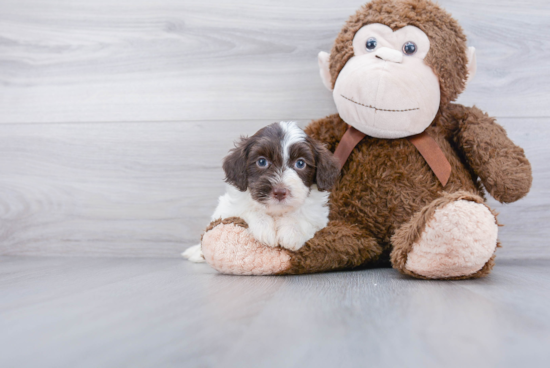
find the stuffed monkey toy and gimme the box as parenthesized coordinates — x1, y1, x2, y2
(199, 0, 532, 279)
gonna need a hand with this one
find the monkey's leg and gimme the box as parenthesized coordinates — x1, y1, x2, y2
(390, 191, 499, 280)
(201, 218, 382, 275)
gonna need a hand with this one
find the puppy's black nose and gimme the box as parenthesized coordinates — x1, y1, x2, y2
(273, 188, 287, 201)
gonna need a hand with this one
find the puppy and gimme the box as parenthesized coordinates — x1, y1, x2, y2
(183, 121, 340, 263)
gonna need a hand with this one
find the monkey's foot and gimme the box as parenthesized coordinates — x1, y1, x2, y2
(391, 192, 498, 280)
(201, 221, 291, 275)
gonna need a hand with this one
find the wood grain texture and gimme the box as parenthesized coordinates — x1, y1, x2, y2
(0, 117, 547, 258)
(1, 257, 549, 368)
(0, 0, 548, 258)
(0, 0, 549, 124)
(0, 119, 276, 257)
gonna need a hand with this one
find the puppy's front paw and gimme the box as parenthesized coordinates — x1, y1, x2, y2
(276, 225, 310, 251)
(248, 221, 278, 247)
(255, 229, 278, 248)
(182, 244, 206, 263)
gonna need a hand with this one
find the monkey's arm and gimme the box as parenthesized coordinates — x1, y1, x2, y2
(200, 217, 382, 275)
(281, 220, 383, 274)
(453, 105, 532, 203)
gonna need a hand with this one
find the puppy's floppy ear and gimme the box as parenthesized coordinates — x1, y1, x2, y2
(310, 138, 340, 191)
(222, 136, 250, 191)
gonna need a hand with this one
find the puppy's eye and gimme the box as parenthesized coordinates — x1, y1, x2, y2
(366, 37, 377, 51)
(257, 157, 269, 168)
(294, 159, 306, 170)
(402, 41, 417, 55)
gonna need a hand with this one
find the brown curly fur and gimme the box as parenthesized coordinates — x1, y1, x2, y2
(292, 100, 531, 277)
(276, 0, 532, 279)
(283, 104, 531, 277)
(453, 107, 533, 203)
(281, 220, 383, 275)
(202, 0, 532, 279)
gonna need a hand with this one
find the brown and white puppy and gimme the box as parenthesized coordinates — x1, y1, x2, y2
(183, 121, 340, 262)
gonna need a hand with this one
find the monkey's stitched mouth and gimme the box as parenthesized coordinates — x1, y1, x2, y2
(341, 95, 419, 112)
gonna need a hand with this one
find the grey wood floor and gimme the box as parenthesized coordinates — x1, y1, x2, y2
(1, 256, 549, 368)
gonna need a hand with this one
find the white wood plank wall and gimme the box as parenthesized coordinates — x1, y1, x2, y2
(0, 0, 549, 258)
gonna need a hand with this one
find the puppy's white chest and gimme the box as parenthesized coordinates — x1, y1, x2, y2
(212, 185, 330, 252)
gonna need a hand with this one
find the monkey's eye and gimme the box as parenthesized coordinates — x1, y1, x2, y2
(366, 37, 377, 51)
(294, 159, 306, 170)
(257, 157, 269, 168)
(402, 41, 417, 55)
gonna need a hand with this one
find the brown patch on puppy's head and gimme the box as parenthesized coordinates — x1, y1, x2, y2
(287, 137, 340, 192)
(329, 0, 469, 107)
(307, 137, 341, 191)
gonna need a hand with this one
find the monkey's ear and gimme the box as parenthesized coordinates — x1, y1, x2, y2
(318, 51, 333, 91)
(465, 46, 477, 86)
(312, 139, 340, 191)
(222, 138, 249, 191)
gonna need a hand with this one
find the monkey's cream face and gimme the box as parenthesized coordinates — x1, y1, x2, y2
(326, 24, 441, 139)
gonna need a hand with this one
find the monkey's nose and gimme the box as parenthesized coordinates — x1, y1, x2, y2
(273, 188, 288, 201)
(374, 47, 403, 63)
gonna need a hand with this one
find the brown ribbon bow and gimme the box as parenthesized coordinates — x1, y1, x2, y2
(333, 125, 451, 187)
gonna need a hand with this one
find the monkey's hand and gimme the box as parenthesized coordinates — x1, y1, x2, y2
(455, 106, 532, 203)
(200, 217, 291, 275)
